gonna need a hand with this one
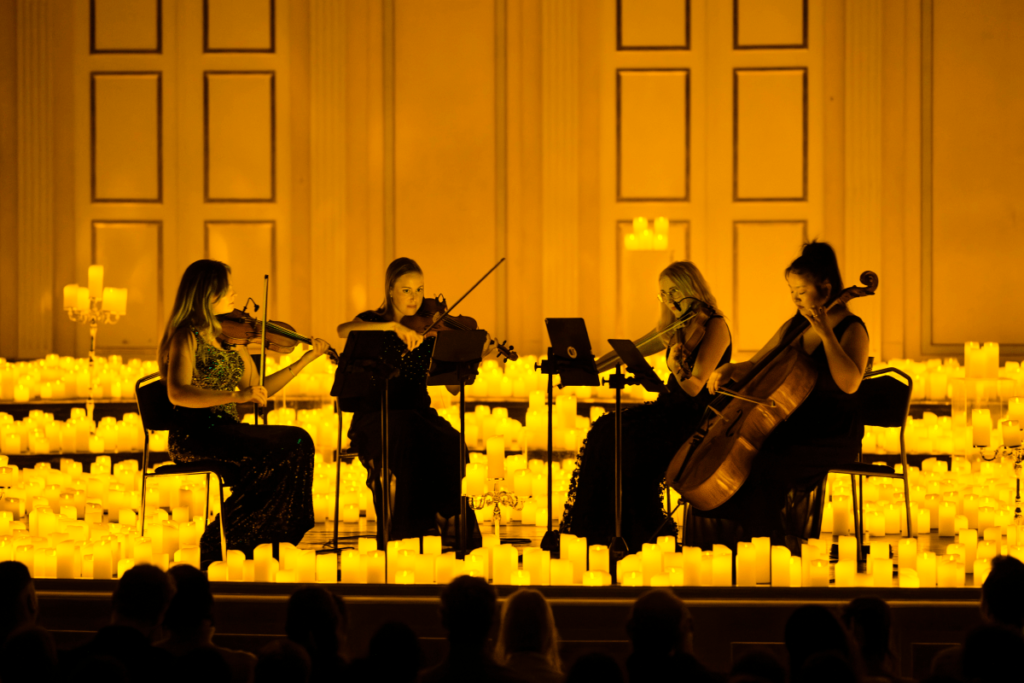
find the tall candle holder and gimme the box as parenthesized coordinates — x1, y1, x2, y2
(63, 268, 127, 428)
(466, 481, 522, 536)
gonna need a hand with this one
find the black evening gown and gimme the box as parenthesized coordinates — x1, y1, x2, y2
(686, 314, 867, 554)
(560, 316, 732, 551)
(345, 311, 481, 548)
(168, 328, 315, 567)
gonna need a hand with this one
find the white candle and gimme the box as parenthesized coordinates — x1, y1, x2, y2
(736, 542, 756, 586)
(752, 536, 771, 584)
(789, 556, 802, 587)
(588, 544, 610, 575)
(972, 409, 992, 447)
(523, 548, 550, 585)
(88, 265, 104, 299)
(563, 535, 587, 583)
(917, 551, 937, 587)
(770, 546, 790, 587)
(712, 545, 732, 587)
(834, 560, 856, 587)
(938, 501, 957, 536)
(808, 559, 829, 587)
(1002, 420, 1022, 448)
(63, 284, 79, 310)
(366, 550, 386, 583)
(316, 553, 336, 583)
(872, 558, 893, 587)
(550, 558, 574, 586)
(898, 538, 918, 570)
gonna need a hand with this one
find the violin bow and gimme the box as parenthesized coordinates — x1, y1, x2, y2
(421, 257, 506, 335)
(259, 274, 269, 426)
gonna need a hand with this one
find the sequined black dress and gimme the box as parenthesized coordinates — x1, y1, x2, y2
(686, 314, 867, 553)
(168, 328, 315, 566)
(345, 311, 480, 548)
(560, 317, 732, 551)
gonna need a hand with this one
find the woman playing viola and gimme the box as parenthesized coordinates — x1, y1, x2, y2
(338, 257, 490, 547)
(158, 260, 332, 567)
(687, 242, 870, 553)
(561, 261, 732, 551)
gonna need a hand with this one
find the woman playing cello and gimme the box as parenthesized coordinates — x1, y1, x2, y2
(561, 262, 732, 550)
(338, 257, 491, 547)
(158, 260, 332, 567)
(687, 242, 870, 552)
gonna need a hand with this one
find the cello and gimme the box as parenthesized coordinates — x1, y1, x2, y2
(664, 271, 878, 511)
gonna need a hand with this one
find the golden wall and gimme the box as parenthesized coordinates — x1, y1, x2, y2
(0, 0, 1021, 361)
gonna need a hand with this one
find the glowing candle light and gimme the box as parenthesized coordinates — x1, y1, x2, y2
(770, 546, 791, 587)
(226, 550, 246, 581)
(834, 560, 856, 587)
(588, 544, 609, 575)
(512, 570, 531, 586)
(899, 567, 920, 588)
(789, 556, 802, 587)
(367, 550, 386, 584)
(938, 501, 957, 536)
(550, 558, 574, 586)
(808, 559, 829, 588)
(712, 546, 732, 587)
(523, 548, 550, 586)
(917, 552, 937, 587)
(735, 542, 756, 586)
(486, 437, 505, 480)
(752, 537, 771, 583)
(88, 265, 104, 299)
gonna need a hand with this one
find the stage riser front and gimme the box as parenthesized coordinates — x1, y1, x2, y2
(36, 583, 981, 679)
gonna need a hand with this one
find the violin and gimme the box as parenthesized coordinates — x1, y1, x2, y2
(664, 271, 879, 511)
(217, 309, 340, 364)
(667, 299, 716, 385)
(402, 295, 519, 363)
(594, 297, 713, 375)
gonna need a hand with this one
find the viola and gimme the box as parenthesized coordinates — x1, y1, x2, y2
(217, 309, 340, 364)
(402, 295, 519, 363)
(594, 297, 713, 375)
(667, 299, 716, 384)
(664, 271, 879, 511)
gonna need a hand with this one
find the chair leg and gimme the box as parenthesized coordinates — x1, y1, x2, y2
(140, 473, 149, 537)
(216, 475, 228, 563)
(851, 474, 864, 565)
(203, 473, 211, 534)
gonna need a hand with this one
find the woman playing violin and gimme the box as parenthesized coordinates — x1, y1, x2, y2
(561, 261, 732, 551)
(338, 257, 489, 547)
(158, 260, 332, 568)
(688, 242, 870, 553)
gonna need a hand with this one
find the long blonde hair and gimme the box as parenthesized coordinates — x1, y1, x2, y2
(657, 261, 720, 331)
(494, 589, 562, 672)
(157, 260, 231, 378)
(376, 257, 423, 320)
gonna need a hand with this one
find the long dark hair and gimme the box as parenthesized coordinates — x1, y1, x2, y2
(786, 241, 844, 305)
(377, 257, 424, 319)
(158, 260, 231, 378)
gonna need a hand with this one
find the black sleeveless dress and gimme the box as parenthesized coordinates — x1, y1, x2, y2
(168, 328, 316, 567)
(686, 313, 867, 553)
(560, 316, 732, 551)
(346, 311, 480, 548)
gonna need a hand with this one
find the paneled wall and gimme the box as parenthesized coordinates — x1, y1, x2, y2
(1, 0, 1023, 361)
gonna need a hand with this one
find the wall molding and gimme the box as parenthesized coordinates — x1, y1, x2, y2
(17, 0, 55, 358)
(844, 0, 882, 359)
(541, 0, 580, 320)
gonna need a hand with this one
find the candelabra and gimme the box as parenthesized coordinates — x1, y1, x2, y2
(63, 266, 127, 427)
(466, 481, 522, 536)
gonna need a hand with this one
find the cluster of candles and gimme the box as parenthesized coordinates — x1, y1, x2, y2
(624, 217, 670, 251)
(0, 455, 216, 578)
(0, 355, 155, 402)
(0, 409, 156, 456)
(863, 406, 1024, 456)
(63, 265, 127, 316)
(462, 357, 665, 402)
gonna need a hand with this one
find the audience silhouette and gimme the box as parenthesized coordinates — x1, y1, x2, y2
(494, 588, 563, 683)
(625, 588, 721, 683)
(285, 586, 349, 683)
(419, 575, 526, 683)
(158, 564, 257, 683)
(5, 547, 1022, 683)
(62, 564, 179, 683)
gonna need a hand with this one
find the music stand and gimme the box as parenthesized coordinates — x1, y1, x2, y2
(537, 319, 600, 554)
(329, 331, 400, 555)
(605, 339, 668, 569)
(426, 329, 487, 558)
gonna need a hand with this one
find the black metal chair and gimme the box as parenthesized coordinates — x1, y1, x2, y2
(829, 367, 914, 562)
(135, 372, 238, 563)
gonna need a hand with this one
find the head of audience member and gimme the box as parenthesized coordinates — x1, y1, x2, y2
(162, 565, 215, 640)
(565, 652, 625, 683)
(980, 555, 1024, 629)
(111, 564, 176, 641)
(255, 640, 311, 683)
(178, 647, 233, 683)
(0, 626, 58, 683)
(962, 624, 1024, 683)
(794, 651, 861, 683)
(286, 587, 348, 661)
(494, 588, 562, 671)
(784, 605, 856, 675)
(0, 561, 37, 645)
(626, 589, 694, 658)
(439, 575, 498, 652)
(729, 649, 786, 683)
(366, 621, 422, 682)
(841, 597, 893, 671)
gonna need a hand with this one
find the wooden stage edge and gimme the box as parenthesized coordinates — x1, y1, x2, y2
(36, 581, 983, 680)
